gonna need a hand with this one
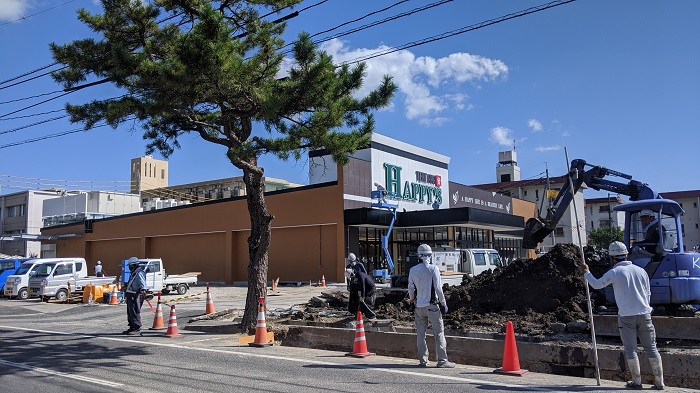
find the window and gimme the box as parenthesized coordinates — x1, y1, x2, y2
(599, 205, 610, 213)
(534, 189, 538, 200)
(161, 169, 165, 179)
(523, 190, 528, 196)
(54, 264, 72, 275)
(696, 223, 698, 229)
(473, 253, 487, 266)
(554, 227, 565, 237)
(0, 261, 16, 273)
(694, 202, 697, 208)
(6, 204, 26, 217)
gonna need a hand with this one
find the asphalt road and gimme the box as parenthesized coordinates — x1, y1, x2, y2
(0, 288, 697, 393)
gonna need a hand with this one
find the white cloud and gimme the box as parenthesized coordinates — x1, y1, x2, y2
(561, 131, 570, 137)
(489, 126, 514, 147)
(528, 118, 543, 132)
(318, 39, 507, 121)
(0, 0, 30, 21)
(419, 117, 450, 127)
(535, 145, 561, 152)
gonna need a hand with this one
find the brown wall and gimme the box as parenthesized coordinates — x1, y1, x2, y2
(510, 196, 537, 258)
(42, 182, 346, 284)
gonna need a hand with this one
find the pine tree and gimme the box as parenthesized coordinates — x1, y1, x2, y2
(51, 0, 396, 328)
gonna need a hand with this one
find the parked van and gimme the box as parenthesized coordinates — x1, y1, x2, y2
(0, 258, 32, 295)
(431, 247, 503, 286)
(3, 259, 42, 299)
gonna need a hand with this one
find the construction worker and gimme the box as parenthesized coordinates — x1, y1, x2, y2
(345, 253, 367, 275)
(582, 241, 664, 390)
(346, 268, 376, 320)
(123, 257, 147, 335)
(94, 260, 104, 277)
(636, 209, 666, 258)
(407, 244, 455, 368)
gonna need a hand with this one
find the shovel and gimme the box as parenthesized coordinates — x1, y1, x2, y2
(357, 291, 376, 320)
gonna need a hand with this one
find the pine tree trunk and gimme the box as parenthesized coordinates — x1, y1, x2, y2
(240, 165, 274, 329)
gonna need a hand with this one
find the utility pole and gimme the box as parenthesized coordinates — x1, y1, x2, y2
(608, 193, 613, 240)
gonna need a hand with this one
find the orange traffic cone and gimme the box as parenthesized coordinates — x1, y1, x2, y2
(150, 293, 165, 330)
(249, 297, 273, 347)
(345, 311, 375, 358)
(321, 275, 326, 287)
(205, 283, 216, 314)
(493, 321, 528, 376)
(109, 286, 119, 305)
(165, 304, 183, 338)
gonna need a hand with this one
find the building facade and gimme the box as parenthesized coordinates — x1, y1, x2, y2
(584, 195, 625, 234)
(0, 190, 67, 257)
(41, 134, 537, 284)
(659, 190, 700, 251)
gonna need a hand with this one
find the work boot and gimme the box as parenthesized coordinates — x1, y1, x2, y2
(436, 361, 456, 368)
(625, 357, 643, 389)
(649, 356, 665, 390)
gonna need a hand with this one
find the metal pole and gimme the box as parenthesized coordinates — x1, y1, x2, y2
(564, 147, 601, 385)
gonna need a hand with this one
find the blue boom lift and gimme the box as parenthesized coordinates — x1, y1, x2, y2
(370, 189, 398, 283)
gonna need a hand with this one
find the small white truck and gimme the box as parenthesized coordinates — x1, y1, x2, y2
(432, 247, 503, 286)
(127, 258, 199, 295)
(27, 258, 117, 301)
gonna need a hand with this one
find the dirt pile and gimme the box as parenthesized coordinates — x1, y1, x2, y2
(374, 243, 611, 336)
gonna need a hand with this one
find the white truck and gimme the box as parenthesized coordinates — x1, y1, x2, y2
(27, 258, 116, 301)
(3, 259, 45, 299)
(432, 247, 503, 286)
(127, 258, 199, 295)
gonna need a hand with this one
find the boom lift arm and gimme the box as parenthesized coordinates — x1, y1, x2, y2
(370, 190, 398, 277)
(523, 159, 658, 249)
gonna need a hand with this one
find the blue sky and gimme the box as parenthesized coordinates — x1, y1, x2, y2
(1, 0, 698, 200)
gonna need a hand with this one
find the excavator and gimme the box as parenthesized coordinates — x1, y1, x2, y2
(523, 159, 700, 306)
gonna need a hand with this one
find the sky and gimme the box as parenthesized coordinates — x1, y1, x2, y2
(1, 0, 699, 200)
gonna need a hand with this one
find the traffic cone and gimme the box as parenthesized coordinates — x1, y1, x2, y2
(109, 286, 119, 305)
(493, 321, 528, 376)
(165, 304, 183, 338)
(345, 311, 375, 358)
(321, 275, 326, 287)
(150, 293, 165, 330)
(205, 283, 216, 314)
(249, 297, 273, 347)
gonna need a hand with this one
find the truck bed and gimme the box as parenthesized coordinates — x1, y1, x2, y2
(163, 272, 199, 285)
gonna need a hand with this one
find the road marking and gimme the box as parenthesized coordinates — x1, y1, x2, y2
(0, 358, 124, 387)
(0, 325, 547, 391)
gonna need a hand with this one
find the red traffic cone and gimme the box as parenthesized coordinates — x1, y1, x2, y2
(150, 293, 165, 330)
(493, 321, 528, 376)
(345, 311, 375, 358)
(109, 286, 119, 305)
(205, 283, 216, 314)
(249, 297, 273, 347)
(321, 275, 326, 287)
(165, 304, 183, 338)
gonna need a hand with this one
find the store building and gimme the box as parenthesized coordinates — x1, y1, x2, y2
(41, 134, 536, 283)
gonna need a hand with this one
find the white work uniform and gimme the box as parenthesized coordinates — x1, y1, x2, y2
(585, 260, 659, 360)
(408, 262, 449, 365)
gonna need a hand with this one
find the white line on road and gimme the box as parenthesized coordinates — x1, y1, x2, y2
(0, 358, 124, 387)
(0, 325, 547, 391)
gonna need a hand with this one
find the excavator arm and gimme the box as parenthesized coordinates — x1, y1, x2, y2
(522, 159, 658, 249)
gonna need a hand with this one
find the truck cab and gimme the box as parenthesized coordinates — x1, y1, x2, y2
(27, 258, 87, 301)
(4, 259, 44, 299)
(121, 258, 196, 295)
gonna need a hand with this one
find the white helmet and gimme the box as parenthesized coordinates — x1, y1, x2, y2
(96, 261, 101, 265)
(347, 253, 356, 262)
(608, 241, 628, 257)
(417, 244, 432, 256)
(640, 209, 655, 218)
(127, 257, 139, 266)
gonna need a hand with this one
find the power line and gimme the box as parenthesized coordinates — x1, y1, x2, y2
(340, 0, 576, 66)
(0, 0, 78, 27)
(0, 108, 65, 121)
(0, 90, 63, 105)
(0, 115, 68, 136)
(0, 63, 60, 86)
(0, 66, 68, 91)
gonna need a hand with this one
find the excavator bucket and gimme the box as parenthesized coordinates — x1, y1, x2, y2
(522, 217, 551, 249)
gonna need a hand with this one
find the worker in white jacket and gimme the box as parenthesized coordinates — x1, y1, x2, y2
(407, 244, 455, 369)
(582, 241, 664, 390)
